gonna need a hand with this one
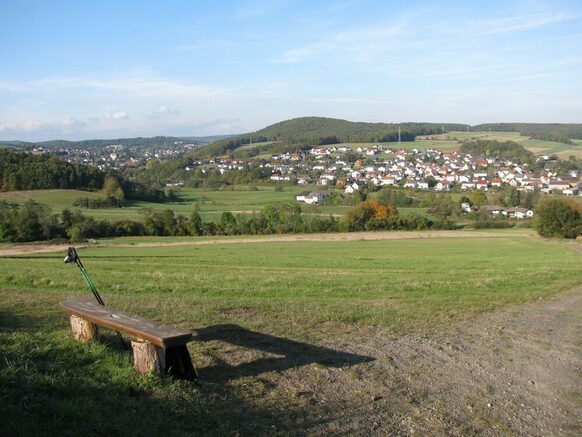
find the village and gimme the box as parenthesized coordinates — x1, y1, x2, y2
(205, 143, 580, 207)
(29, 139, 581, 219)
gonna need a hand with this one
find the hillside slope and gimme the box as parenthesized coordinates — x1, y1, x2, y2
(190, 117, 468, 158)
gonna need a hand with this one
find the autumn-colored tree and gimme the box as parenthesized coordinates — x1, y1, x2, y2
(343, 200, 398, 231)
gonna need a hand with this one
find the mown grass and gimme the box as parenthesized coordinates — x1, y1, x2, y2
(2, 236, 580, 333)
(1, 235, 581, 435)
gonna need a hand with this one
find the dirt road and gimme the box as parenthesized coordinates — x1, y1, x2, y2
(256, 286, 582, 435)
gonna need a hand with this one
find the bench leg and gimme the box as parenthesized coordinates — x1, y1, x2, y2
(69, 315, 99, 343)
(131, 339, 165, 374)
(165, 345, 197, 380)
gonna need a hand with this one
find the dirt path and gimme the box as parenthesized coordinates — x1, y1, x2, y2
(272, 286, 582, 435)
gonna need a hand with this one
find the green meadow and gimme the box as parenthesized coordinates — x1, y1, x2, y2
(2, 236, 580, 335)
(1, 234, 581, 434)
(0, 186, 309, 221)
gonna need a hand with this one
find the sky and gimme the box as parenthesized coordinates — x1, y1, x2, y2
(1, 0, 581, 141)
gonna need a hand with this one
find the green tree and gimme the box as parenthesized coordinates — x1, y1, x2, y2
(68, 225, 86, 242)
(218, 212, 238, 235)
(188, 208, 203, 236)
(533, 198, 582, 239)
(470, 190, 488, 207)
(102, 175, 125, 202)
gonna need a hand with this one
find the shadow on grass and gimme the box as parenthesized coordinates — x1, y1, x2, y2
(1, 312, 373, 436)
(195, 324, 374, 382)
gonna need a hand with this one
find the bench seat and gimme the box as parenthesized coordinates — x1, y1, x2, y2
(60, 298, 192, 348)
(60, 297, 196, 378)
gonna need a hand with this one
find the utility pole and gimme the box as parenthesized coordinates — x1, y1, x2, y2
(398, 125, 401, 144)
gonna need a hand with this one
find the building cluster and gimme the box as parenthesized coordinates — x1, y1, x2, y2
(32, 142, 198, 170)
(262, 145, 581, 198)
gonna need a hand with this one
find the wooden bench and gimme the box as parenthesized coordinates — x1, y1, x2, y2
(60, 298, 196, 379)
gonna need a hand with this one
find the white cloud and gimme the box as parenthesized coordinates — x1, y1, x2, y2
(155, 105, 177, 114)
(0, 117, 86, 136)
(103, 111, 129, 120)
(146, 105, 179, 119)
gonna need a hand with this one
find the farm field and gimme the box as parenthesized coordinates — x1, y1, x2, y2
(522, 138, 582, 159)
(1, 233, 581, 434)
(415, 130, 582, 158)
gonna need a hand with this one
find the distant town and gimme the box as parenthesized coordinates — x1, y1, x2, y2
(27, 141, 581, 207)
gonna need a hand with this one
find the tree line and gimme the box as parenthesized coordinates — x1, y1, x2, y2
(473, 123, 582, 144)
(0, 198, 458, 243)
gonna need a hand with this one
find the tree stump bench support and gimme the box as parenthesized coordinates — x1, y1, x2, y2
(60, 298, 196, 379)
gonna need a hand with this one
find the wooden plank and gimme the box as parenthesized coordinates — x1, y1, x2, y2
(60, 298, 192, 348)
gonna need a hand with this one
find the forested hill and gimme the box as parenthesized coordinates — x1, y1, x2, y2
(0, 149, 167, 201)
(190, 117, 468, 158)
(0, 149, 104, 191)
(472, 123, 582, 144)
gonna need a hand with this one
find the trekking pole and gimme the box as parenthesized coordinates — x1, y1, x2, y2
(64, 247, 128, 349)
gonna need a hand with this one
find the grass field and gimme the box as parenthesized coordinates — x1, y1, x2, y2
(1, 233, 581, 434)
(0, 187, 436, 224)
(0, 186, 310, 221)
(522, 138, 582, 159)
(3, 235, 579, 332)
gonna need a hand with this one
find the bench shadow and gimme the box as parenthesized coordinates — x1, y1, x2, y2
(194, 323, 374, 382)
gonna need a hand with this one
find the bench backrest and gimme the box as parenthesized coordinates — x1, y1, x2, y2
(60, 298, 192, 348)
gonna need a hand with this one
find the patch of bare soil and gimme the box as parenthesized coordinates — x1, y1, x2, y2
(0, 243, 82, 257)
(330, 287, 582, 436)
(117, 230, 536, 248)
(197, 286, 581, 435)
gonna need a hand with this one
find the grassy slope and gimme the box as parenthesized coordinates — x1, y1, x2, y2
(1, 235, 581, 435)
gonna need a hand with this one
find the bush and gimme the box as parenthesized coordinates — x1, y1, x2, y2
(473, 220, 514, 229)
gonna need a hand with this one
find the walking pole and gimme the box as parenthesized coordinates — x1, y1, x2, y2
(64, 247, 128, 349)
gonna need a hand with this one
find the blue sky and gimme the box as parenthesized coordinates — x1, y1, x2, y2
(1, 0, 581, 141)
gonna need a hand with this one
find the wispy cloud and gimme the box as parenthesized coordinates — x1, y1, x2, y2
(6, 74, 227, 101)
(276, 24, 403, 64)
(475, 11, 576, 35)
